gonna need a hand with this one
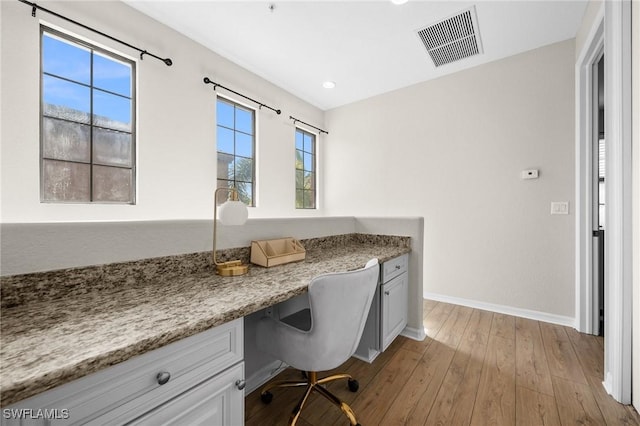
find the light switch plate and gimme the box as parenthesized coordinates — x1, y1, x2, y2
(551, 201, 569, 215)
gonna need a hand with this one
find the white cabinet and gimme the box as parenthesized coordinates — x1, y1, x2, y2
(2, 319, 244, 426)
(381, 272, 408, 351)
(354, 254, 408, 361)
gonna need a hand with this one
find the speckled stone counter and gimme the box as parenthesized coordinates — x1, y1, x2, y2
(0, 233, 410, 407)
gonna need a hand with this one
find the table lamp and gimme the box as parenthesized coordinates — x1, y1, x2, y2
(213, 187, 249, 276)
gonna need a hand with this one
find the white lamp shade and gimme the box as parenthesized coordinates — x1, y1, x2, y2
(218, 199, 248, 226)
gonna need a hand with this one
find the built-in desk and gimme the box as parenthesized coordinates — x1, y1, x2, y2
(0, 234, 410, 417)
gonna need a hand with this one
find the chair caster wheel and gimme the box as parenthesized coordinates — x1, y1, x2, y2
(348, 378, 359, 392)
(260, 391, 273, 404)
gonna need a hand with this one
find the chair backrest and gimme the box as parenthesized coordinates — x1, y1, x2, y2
(305, 258, 379, 371)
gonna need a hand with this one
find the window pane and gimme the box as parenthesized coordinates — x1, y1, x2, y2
(217, 127, 234, 154)
(235, 107, 253, 134)
(217, 100, 234, 128)
(216, 179, 231, 205)
(42, 34, 90, 84)
(295, 131, 304, 151)
(43, 75, 90, 122)
(93, 89, 131, 131)
(217, 153, 234, 180)
(42, 159, 91, 202)
(92, 165, 132, 202)
(295, 170, 304, 189)
(42, 117, 90, 163)
(236, 181, 253, 206)
(296, 189, 304, 208)
(93, 128, 132, 167)
(304, 134, 314, 154)
(304, 190, 315, 209)
(93, 52, 131, 97)
(235, 157, 253, 183)
(304, 152, 314, 171)
(304, 171, 315, 190)
(295, 150, 304, 170)
(236, 132, 253, 158)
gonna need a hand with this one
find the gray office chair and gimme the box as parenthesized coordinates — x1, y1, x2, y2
(256, 258, 380, 426)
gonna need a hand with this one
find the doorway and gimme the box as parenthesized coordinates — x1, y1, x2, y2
(592, 54, 605, 337)
(576, 1, 632, 404)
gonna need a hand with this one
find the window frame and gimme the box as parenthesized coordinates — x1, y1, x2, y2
(215, 95, 257, 207)
(39, 26, 137, 204)
(295, 127, 317, 210)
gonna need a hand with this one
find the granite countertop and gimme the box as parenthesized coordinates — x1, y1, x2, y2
(0, 234, 410, 407)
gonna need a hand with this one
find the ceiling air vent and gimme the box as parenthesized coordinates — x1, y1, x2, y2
(416, 6, 483, 67)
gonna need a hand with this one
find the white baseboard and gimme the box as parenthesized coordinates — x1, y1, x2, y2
(245, 360, 288, 395)
(400, 325, 427, 341)
(423, 292, 576, 328)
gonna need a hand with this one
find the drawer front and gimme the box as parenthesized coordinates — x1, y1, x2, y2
(125, 362, 244, 426)
(8, 319, 243, 426)
(381, 254, 408, 283)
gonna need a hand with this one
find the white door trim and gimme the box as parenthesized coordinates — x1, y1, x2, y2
(575, 5, 604, 335)
(603, 0, 633, 404)
(575, 0, 632, 404)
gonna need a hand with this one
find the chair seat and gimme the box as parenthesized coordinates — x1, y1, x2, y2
(280, 308, 312, 332)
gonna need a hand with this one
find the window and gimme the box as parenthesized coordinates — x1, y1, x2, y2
(295, 128, 316, 209)
(216, 98, 255, 206)
(41, 28, 135, 203)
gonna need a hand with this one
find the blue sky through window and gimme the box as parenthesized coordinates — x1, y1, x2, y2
(42, 32, 132, 126)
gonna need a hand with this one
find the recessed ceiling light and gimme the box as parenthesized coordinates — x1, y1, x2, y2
(323, 81, 336, 89)
(391, 0, 409, 5)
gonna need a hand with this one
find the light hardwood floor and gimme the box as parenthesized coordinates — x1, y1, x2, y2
(246, 300, 640, 425)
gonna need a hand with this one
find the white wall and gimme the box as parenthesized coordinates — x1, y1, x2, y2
(0, 217, 356, 275)
(324, 40, 576, 320)
(0, 0, 325, 222)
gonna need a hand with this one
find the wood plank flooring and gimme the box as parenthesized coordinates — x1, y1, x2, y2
(246, 300, 640, 426)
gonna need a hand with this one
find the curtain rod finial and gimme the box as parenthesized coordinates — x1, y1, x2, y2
(164, 58, 173, 66)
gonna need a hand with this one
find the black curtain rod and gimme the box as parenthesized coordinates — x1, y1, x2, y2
(19, 0, 173, 66)
(289, 116, 328, 135)
(203, 77, 281, 115)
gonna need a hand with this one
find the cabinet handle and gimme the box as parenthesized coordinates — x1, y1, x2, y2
(395, 265, 401, 270)
(156, 371, 171, 385)
(384, 291, 390, 296)
(235, 379, 246, 390)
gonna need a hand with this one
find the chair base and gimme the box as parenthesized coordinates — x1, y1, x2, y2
(260, 371, 361, 426)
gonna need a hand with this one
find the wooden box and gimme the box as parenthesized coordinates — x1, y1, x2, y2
(250, 238, 306, 267)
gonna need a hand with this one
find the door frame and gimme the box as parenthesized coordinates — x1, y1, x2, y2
(575, 7, 603, 336)
(575, 1, 632, 404)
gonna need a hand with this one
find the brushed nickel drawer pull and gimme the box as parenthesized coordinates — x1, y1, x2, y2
(156, 371, 171, 385)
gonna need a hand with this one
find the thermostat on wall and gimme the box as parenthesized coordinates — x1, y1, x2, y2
(521, 169, 539, 179)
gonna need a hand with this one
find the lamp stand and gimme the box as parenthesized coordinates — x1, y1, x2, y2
(213, 187, 249, 276)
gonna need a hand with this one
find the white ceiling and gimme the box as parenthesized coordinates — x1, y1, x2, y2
(124, 0, 588, 111)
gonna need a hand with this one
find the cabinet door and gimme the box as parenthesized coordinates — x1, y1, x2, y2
(381, 273, 408, 351)
(127, 362, 244, 426)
